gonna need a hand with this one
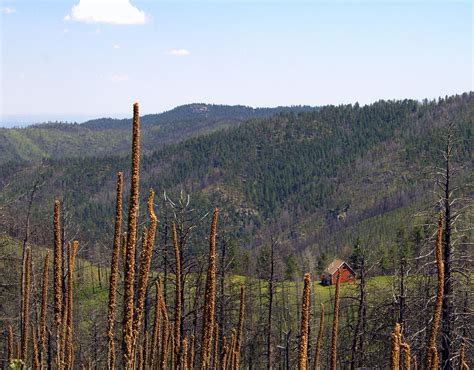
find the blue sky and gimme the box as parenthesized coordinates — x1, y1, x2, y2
(0, 0, 472, 124)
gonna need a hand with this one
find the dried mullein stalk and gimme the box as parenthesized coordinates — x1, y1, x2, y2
(40, 252, 49, 351)
(143, 331, 149, 369)
(122, 102, 141, 369)
(200, 208, 219, 369)
(181, 337, 188, 370)
(298, 273, 311, 370)
(220, 336, 227, 370)
(426, 214, 444, 370)
(212, 324, 219, 370)
(107, 172, 123, 370)
(32, 324, 40, 370)
(390, 323, 401, 370)
(401, 341, 411, 370)
(8, 325, 14, 364)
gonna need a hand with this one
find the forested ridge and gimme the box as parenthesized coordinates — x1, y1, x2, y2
(0, 104, 314, 164)
(0, 93, 472, 369)
(1, 93, 472, 259)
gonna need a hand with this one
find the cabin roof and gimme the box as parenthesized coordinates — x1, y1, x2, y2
(324, 258, 355, 275)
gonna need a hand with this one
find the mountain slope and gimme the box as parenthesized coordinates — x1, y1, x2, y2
(0, 93, 472, 261)
(0, 104, 314, 164)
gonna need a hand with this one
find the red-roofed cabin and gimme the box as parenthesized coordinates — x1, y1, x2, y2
(320, 259, 356, 285)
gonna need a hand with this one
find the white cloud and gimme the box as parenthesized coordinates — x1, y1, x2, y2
(113, 44, 121, 49)
(1, 7, 16, 14)
(164, 49, 191, 56)
(64, 0, 146, 25)
(109, 74, 130, 82)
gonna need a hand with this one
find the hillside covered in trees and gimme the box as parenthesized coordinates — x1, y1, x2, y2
(0, 93, 472, 369)
(0, 104, 314, 164)
(1, 93, 472, 264)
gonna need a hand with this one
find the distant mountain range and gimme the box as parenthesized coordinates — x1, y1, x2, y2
(0, 104, 315, 164)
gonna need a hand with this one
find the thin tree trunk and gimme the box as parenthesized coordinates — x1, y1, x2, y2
(267, 239, 275, 370)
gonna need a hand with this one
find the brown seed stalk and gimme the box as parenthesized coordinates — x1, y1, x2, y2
(200, 208, 219, 369)
(401, 342, 411, 370)
(181, 337, 188, 370)
(143, 331, 149, 369)
(212, 324, 219, 370)
(7, 325, 14, 364)
(390, 323, 401, 370)
(107, 172, 123, 370)
(298, 273, 311, 370)
(40, 252, 49, 350)
(32, 324, 40, 370)
(426, 214, 444, 370)
(122, 102, 141, 369)
(220, 336, 227, 370)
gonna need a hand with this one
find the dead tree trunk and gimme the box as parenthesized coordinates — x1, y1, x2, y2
(267, 238, 275, 370)
(350, 251, 366, 370)
(441, 131, 453, 370)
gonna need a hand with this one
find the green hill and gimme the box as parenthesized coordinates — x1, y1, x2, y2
(0, 104, 314, 164)
(0, 93, 472, 264)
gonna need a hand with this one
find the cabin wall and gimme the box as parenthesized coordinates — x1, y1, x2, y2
(330, 264, 355, 285)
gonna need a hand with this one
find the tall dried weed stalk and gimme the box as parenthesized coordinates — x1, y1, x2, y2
(200, 208, 219, 368)
(40, 252, 49, 350)
(181, 337, 188, 370)
(122, 102, 141, 369)
(298, 273, 311, 370)
(32, 324, 40, 370)
(426, 214, 444, 370)
(133, 189, 158, 354)
(8, 325, 14, 364)
(107, 172, 123, 370)
(401, 341, 411, 370)
(390, 323, 401, 370)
